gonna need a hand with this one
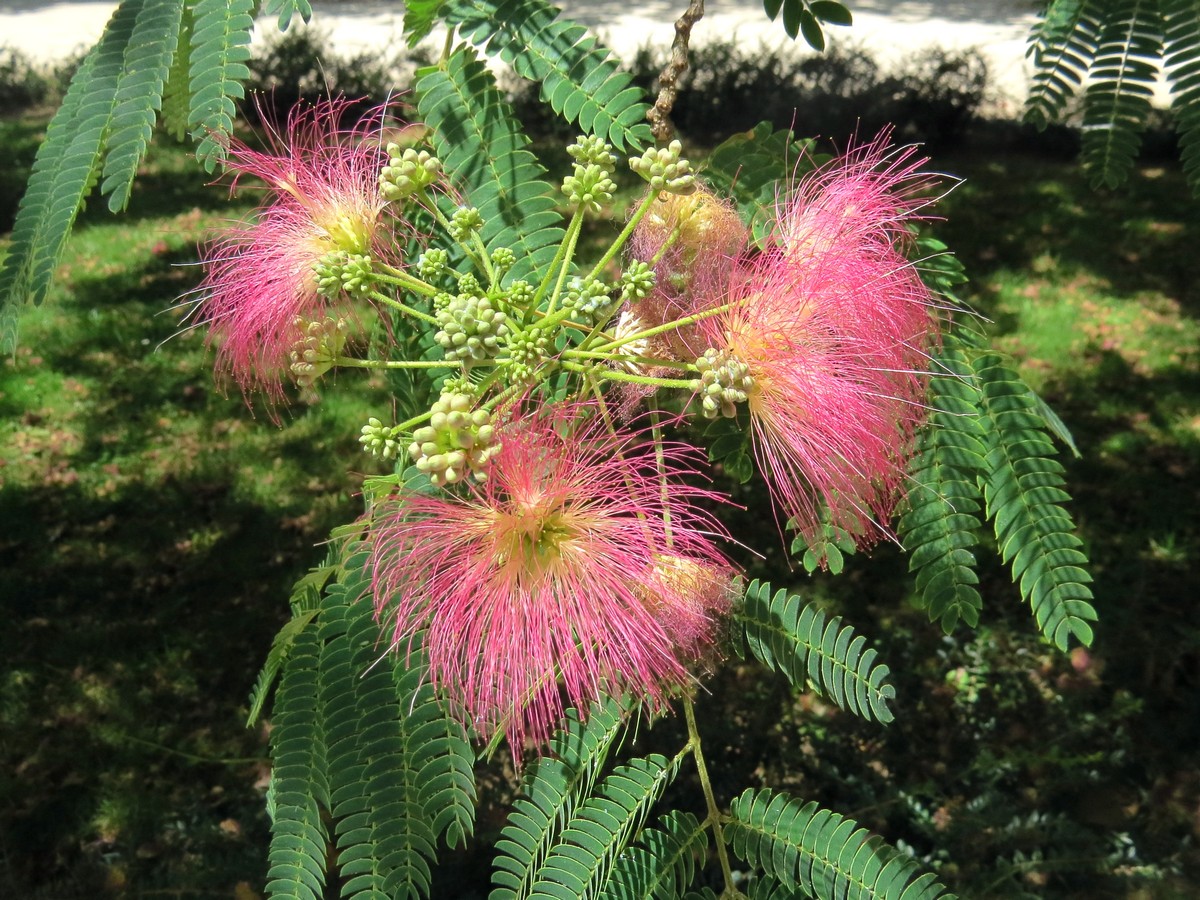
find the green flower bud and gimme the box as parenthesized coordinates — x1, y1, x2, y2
(694, 348, 754, 419)
(503, 325, 550, 385)
(289, 316, 349, 387)
(417, 248, 450, 281)
(618, 260, 656, 302)
(407, 392, 499, 486)
(567, 135, 618, 172)
(491, 246, 516, 275)
(566, 276, 617, 320)
(435, 293, 510, 363)
(359, 416, 404, 460)
(563, 163, 617, 215)
(379, 146, 442, 202)
(313, 250, 375, 299)
(448, 206, 484, 242)
(629, 140, 695, 194)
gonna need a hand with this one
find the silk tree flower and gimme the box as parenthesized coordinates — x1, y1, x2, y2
(366, 404, 735, 756)
(696, 135, 944, 548)
(193, 99, 399, 400)
(625, 185, 748, 362)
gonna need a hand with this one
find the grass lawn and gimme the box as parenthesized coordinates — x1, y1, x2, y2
(1, 117, 1198, 897)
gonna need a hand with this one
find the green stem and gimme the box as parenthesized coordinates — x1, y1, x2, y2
(542, 209, 586, 316)
(649, 408, 673, 545)
(684, 694, 736, 897)
(334, 356, 460, 370)
(584, 188, 660, 283)
(561, 359, 695, 391)
(590, 300, 741, 353)
(375, 264, 440, 298)
(562, 346, 696, 372)
(369, 290, 440, 325)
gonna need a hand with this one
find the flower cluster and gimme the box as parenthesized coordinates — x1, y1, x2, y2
(192, 105, 947, 758)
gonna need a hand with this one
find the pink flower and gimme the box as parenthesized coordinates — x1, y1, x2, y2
(366, 403, 734, 756)
(697, 135, 944, 548)
(626, 185, 748, 362)
(194, 99, 398, 401)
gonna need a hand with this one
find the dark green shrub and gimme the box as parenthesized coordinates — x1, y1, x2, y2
(875, 47, 989, 149)
(620, 39, 989, 149)
(246, 27, 423, 124)
(0, 46, 50, 114)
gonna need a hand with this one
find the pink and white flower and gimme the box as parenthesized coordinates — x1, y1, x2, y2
(194, 99, 398, 400)
(366, 403, 735, 755)
(697, 135, 945, 548)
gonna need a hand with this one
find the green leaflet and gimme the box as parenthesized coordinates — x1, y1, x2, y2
(444, 0, 652, 150)
(263, 547, 476, 900)
(262, 0, 313, 31)
(1026, 0, 1200, 193)
(1163, 0, 1200, 185)
(527, 753, 682, 900)
(726, 787, 956, 900)
(762, 0, 854, 52)
(736, 579, 897, 723)
(1080, 0, 1163, 189)
(188, 0, 254, 170)
(101, 0, 185, 212)
(266, 624, 329, 900)
(599, 810, 709, 900)
(491, 697, 629, 900)
(900, 330, 988, 633)
(973, 353, 1099, 650)
(0, 0, 143, 350)
(416, 47, 564, 284)
(1026, 0, 1102, 129)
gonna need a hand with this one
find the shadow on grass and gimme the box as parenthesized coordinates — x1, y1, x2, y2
(938, 148, 1200, 319)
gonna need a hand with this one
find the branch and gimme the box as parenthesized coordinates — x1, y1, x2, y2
(647, 0, 705, 143)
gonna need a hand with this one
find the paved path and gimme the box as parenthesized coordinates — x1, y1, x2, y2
(0, 0, 1041, 112)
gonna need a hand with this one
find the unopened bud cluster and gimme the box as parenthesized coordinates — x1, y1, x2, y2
(630, 140, 695, 194)
(290, 317, 348, 387)
(408, 392, 498, 486)
(504, 326, 550, 384)
(694, 349, 754, 419)
(314, 251, 374, 299)
(436, 294, 509, 362)
(380, 146, 442, 202)
(360, 416, 405, 460)
(567, 277, 616, 320)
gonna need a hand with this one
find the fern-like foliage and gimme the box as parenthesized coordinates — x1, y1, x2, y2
(1163, 0, 1200, 185)
(1026, 0, 1200, 192)
(261, 546, 476, 900)
(527, 753, 682, 899)
(726, 788, 955, 900)
(972, 354, 1098, 650)
(416, 47, 564, 284)
(267, 621, 330, 900)
(0, 0, 291, 349)
(442, 0, 652, 150)
(1027, 0, 1103, 128)
(900, 331, 989, 633)
(101, 0, 185, 211)
(492, 697, 629, 900)
(1081, 0, 1163, 187)
(600, 810, 709, 900)
(763, 0, 854, 52)
(0, 0, 142, 349)
(736, 579, 897, 723)
(188, 0, 254, 170)
(263, 0, 313, 31)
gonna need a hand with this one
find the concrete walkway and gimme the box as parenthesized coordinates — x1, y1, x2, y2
(0, 0, 1041, 113)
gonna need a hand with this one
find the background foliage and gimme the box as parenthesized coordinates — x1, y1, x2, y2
(1, 0, 1198, 897)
